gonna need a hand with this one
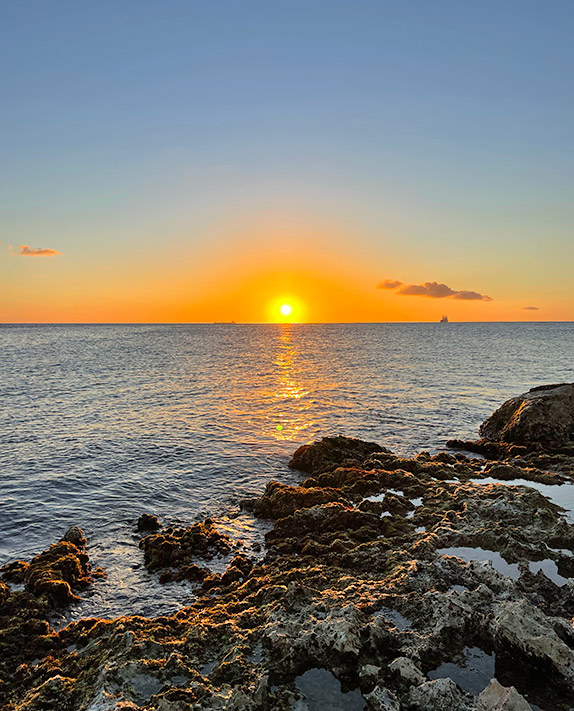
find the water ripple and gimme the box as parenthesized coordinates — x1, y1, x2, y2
(1, 322, 573, 616)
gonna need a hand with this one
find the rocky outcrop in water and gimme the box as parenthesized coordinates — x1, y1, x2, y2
(3, 395, 574, 709)
(139, 518, 232, 584)
(136, 513, 162, 532)
(0, 527, 103, 709)
(480, 383, 574, 448)
(449, 383, 574, 459)
(289, 435, 388, 474)
(1, 525, 103, 607)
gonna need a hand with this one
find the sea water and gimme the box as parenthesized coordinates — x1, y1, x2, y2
(1, 322, 573, 617)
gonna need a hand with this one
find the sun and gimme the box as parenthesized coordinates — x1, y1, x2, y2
(268, 297, 304, 322)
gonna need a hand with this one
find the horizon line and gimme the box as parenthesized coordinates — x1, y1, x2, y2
(1, 320, 572, 326)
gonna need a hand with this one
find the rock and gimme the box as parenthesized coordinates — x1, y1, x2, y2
(0, 559, 29, 583)
(407, 678, 472, 711)
(477, 679, 532, 710)
(246, 480, 351, 519)
(388, 657, 426, 686)
(289, 436, 388, 474)
(140, 519, 231, 574)
(5, 435, 574, 710)
(0, 530, 104, 708)
(490, 599, 574, 686)
(17, 674, 77, 711)
(360, 663, 381, 685)
(365, 685, 400, 710)
(61, 525, 87, 548)
(480, 383, 574, 448)
(24, 527, 103, 607)
(137, 513, 162, 532)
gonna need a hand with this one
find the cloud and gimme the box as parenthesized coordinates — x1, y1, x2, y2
(378, 278, 493, 302)
(19, 245, 62, 257)
(452, 290, 493, 302)
(522, 306, 539, 311)
(377, 279, 404, 290)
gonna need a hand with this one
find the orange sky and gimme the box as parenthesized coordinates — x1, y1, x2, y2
(2, 215, 571, 323)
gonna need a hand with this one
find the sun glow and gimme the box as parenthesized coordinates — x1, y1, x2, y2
(267, 296, 304, 323)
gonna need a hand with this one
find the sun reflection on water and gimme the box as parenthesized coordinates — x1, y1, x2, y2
(269, 325, 313, 441)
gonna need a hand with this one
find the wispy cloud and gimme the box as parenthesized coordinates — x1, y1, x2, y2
(377, 279, 404, 290)
(378, 279, 493, 302)
(522, 306, 539, 311)
(18, 245, 62, 257)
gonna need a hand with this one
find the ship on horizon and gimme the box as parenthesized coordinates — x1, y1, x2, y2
(440, 315, 449, 323)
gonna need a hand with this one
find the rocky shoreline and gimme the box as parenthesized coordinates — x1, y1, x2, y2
(2, 384, 574, 710)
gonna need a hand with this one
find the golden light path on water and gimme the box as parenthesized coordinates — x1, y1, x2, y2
(271, 325, 313, 441)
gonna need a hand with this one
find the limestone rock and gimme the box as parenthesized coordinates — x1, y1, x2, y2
(289, 436, 388, 474)
(477, 679, 532, 710)
(61, 525, 87, 548)
(139, 519, 231, 575)
(388, 657, 426, 686)
(247, 480, 350, 519)
(407, 677, 472, 711)
(491, 599, 574, 685)
(480, 383, 574, 448)
(24, 526, 102, 607)
(365, 685, 400, 710)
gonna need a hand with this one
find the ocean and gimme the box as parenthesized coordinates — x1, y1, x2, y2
(1, 322, 573, 619)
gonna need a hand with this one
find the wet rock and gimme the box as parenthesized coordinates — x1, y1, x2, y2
(5, 426, 574, 710)
(483, 462, 565, 485)
(137, 513, 162, 532)
(246, 480, 351, 519)
(229, 554, 253, 577)
(158, 562, 209, 584)
(407, 677, 473, 711)
(61, 524, 87, 547)
(16, 674, 77, 711)
(0, 530, 103, 709)
(140, 519, 231, 574)
(480, 383, 574, 449)
(289, 435, 388, 474)
(477, 679, 532, 711)
(24, 526, 103, 607)
(0, 558, 29, 583)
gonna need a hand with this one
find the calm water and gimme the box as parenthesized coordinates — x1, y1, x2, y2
(1, 322, 573, 618)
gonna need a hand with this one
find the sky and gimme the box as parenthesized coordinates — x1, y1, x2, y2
(1, 0, 573, 323)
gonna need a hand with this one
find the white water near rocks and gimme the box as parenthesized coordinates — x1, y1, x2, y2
(2, 322, 574, 619)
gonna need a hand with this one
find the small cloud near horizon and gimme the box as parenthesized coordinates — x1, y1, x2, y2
(377, 279, 404, 290)
(18, 244, 62, 257)
(522, 306, 539, 311)
(377, 279, 493, 302)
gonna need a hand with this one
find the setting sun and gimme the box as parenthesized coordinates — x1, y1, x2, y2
(280, 304, 292, 317)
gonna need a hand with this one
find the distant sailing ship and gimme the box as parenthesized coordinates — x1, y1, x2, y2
(440, 315, 449, 323)
(213, 321, 237, 325)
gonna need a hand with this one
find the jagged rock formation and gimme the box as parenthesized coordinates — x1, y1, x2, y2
(2, 418, 574, 708)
